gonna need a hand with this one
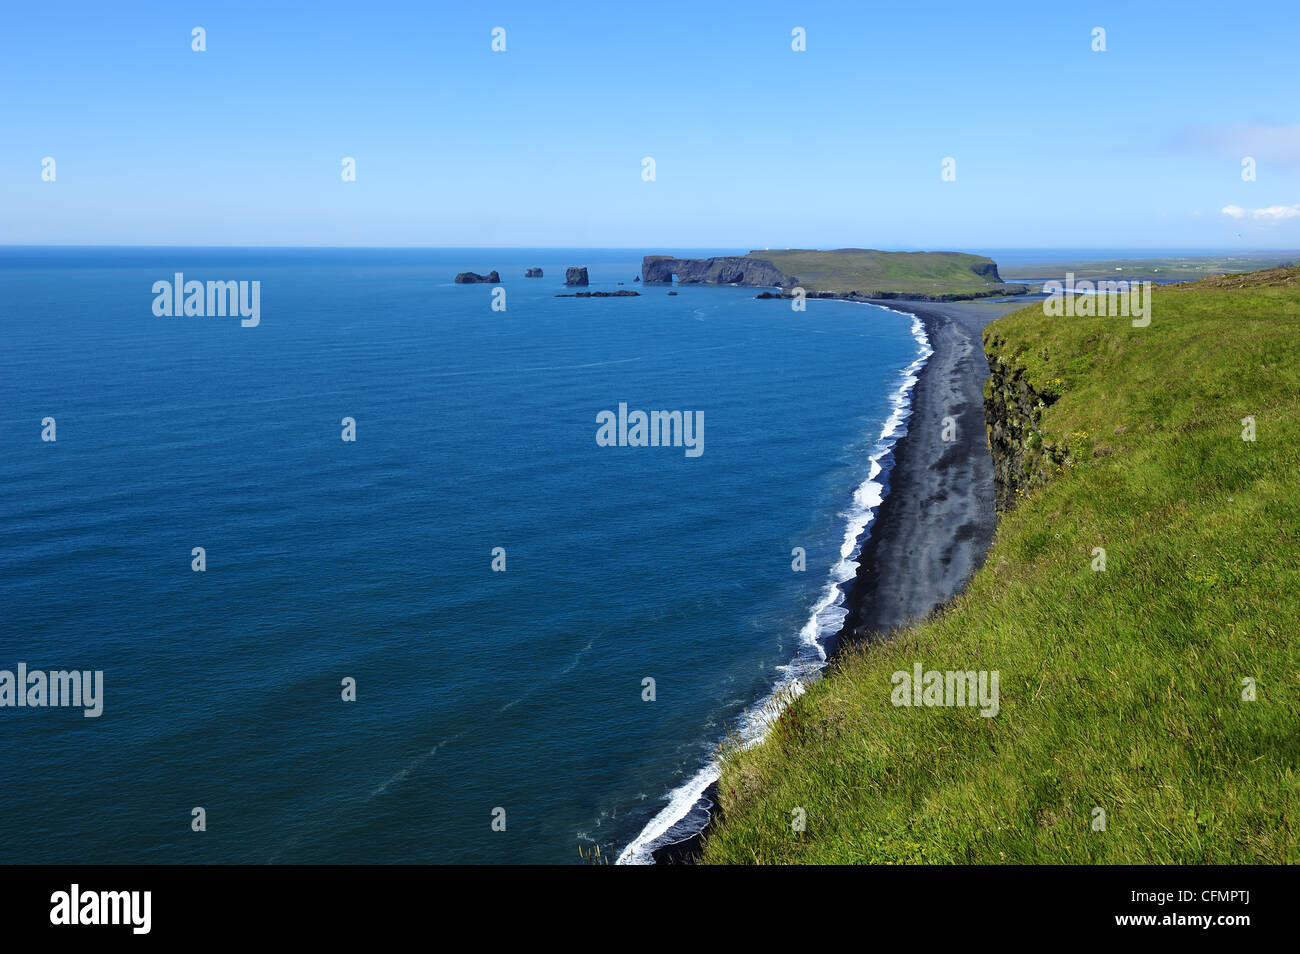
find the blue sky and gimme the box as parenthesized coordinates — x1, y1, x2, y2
(2, 0, 1298, 249)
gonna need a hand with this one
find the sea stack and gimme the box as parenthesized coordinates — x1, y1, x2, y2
(455, 271, 500, 284)
(565, 266, 590, 286)
(525, 268, 543, 278)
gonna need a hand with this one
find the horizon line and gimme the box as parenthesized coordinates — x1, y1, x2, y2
(2, 243, 1297, 253)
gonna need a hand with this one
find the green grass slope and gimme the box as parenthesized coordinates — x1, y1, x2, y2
(703, 268, 1300, 864)
(746, 248, 1023, 298)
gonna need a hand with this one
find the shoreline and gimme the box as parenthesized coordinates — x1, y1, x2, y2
(641, 295, 1033, 864)
(831, 297, 1030, 648)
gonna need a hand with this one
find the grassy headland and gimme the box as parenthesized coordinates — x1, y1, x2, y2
(746, 248, 1028, 299)
(702, 266, 1300, 864)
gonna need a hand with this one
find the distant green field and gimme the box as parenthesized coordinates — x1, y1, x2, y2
(703, 266, 1300, 864)
(746, 248, 1025, 299)
(1002, 253, 1298, 283)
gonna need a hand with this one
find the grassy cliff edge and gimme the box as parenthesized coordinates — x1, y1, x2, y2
(702, 268, 1300, 864)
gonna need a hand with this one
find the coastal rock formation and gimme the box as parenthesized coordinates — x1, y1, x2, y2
(455, 271, 500, 284)
(641, 255, 793, 287)
(983, 333, 1063, 512)
(525, 268, 543, 278)
(555, 290, 640, 297)
(565, 267, 589, 286)
(754, 286, 1028, 303)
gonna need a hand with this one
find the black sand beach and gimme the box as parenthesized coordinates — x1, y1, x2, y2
(833, 298, 1031, 647)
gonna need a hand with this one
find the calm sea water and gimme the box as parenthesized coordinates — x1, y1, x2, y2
(0, 247, 921, 863)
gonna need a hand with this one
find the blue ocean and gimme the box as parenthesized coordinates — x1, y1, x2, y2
(0, 247, 925, 863)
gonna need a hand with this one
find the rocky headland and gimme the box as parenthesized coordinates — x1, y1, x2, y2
(641, 255, 792, 287)
(645, 249, 1028, 300)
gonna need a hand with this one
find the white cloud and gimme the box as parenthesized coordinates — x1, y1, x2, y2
(1221, 203, 1299, 223)
(1255, 205, 1300, 221)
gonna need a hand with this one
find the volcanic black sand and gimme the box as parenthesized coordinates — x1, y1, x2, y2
(834, 297, 1032, 647)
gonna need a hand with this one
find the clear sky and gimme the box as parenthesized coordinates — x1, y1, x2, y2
(2, 0, 1298, 249)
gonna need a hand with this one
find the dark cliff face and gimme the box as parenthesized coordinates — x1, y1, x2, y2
(565, 266, 589, 285)
(982, 332, 1062, 512)
(757, 287, 1028, 303)
(970, 260, 1003, 283)
(641, 255, 793, 287)
(454, 271, 500, 284)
